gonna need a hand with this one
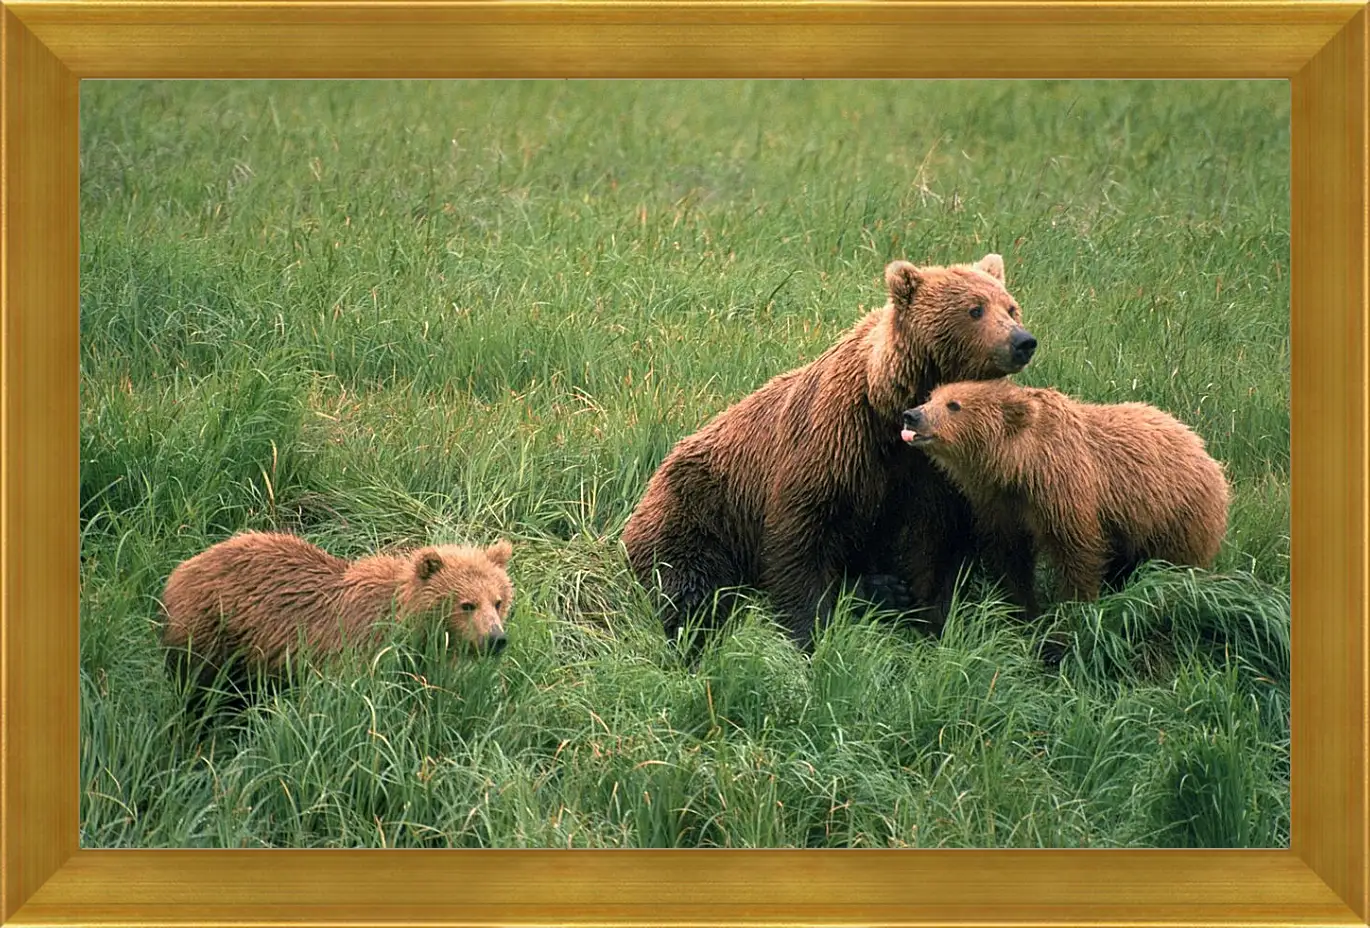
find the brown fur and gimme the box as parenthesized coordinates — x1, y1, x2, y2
(161, 532, 514, 685)
(903, 379, 1229, 612)
(622, 254, 1036, 646)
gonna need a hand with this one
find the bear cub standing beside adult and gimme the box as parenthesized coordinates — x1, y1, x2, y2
(161, 531, 514, 693)
(902, 378, 1229, 616)
(623, 254, 1037, 648)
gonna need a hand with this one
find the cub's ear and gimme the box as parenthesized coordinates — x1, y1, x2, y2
(976, 253, 1006, 282)
(485, 539, 513, 568)
(884, 260, 923, 309)
(414, 548, 444, 581)
(1003, 396, 1035, 432)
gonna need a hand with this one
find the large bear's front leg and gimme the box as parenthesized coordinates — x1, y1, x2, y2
(866, 467, 978, 631)
(898, 526, 976, 631)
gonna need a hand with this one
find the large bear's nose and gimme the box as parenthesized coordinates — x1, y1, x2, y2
(1010, 330, 1037, 364)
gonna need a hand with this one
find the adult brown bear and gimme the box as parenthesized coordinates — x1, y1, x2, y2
(622, 254, 1036, 647)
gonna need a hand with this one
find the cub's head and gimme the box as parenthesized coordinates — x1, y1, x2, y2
(901, 379, 1035, 465)
(400, 540, 514, 655)
(884, 253, 1037, 380)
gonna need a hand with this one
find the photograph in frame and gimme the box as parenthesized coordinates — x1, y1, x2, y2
(2, 1, 1370, 921)
(74, 77, 1290, 853)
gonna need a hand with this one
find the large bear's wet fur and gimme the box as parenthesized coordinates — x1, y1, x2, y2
(622, 255, 1036, 647)
(161, 531, 514, 692)
(903, 379, 1229, 613)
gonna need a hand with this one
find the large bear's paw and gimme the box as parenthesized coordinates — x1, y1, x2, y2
(850, 572, 916, 613)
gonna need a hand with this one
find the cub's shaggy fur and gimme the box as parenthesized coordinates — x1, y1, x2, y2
(623, 255, 1037, 646)
(161, 532, 514, 688)
(903, 379, 1229, 614)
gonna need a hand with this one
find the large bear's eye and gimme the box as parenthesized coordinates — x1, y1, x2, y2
(969, 305, 984, 320)
(947, 400, 962, 412)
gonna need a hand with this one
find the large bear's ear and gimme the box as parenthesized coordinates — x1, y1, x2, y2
(485, 539, 513, 567)
(885, 260, 923, 309)
(414, 548, 444, 581)
(976, 253, 1006, 282)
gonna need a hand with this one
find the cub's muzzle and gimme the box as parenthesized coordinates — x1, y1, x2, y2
(900, 408, 933, 445)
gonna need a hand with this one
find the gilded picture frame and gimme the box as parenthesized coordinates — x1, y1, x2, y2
(2, 2, 1366, 925)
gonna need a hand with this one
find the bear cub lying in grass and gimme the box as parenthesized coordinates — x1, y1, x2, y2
(902, 378, 1229, 617)
(161, 531, 514, 695)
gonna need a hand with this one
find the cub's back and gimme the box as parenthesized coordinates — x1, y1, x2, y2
(162, 532, 349, 640)
(1075, 400, 1228, 537)
(1079, 401, 1217, 477)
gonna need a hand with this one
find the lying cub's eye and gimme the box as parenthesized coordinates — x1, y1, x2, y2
(947, 401, 962, 412)
(495, 599, 503, 610)
(1009, 304, 1020, 318)
(460, 602, 476, 612)
(969, 305, 984, 320)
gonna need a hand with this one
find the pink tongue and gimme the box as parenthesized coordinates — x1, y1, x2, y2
(900, 428, 917, 443)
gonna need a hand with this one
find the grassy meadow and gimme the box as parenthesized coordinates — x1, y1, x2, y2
(79, 80, 1290, 848)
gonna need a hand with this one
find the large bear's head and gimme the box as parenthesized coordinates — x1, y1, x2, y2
(884, 253, 1037, 381)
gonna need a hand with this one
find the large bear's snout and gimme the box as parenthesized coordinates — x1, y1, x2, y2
(1009, 329, 1037, 367)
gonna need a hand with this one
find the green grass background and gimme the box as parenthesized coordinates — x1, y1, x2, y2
(79, 80, 1290, 848)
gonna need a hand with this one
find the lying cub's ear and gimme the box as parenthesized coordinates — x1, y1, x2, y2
(485, 539, 513, 567)
(415, 548, 444, 581)
(885, 260, 923, 309)
(976, 253, 1006, 282)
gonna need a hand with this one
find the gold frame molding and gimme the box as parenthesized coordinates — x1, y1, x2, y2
(2, 2, 1366, 926)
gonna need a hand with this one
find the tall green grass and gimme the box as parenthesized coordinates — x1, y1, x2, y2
(79, 80, 1289, 848)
